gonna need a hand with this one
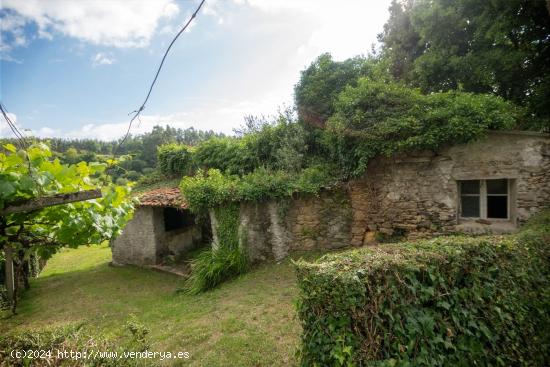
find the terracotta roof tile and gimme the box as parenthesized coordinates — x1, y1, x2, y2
(137, 187, 187, 209)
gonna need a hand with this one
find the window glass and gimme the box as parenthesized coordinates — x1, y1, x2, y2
(460, 180, 480, 195)
(487, 196, 508, 218)
(461, 196, 480, 217)
(487, 179, 507, 195)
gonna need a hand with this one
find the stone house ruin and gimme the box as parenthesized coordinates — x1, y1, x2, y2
(114, 131, 549, 266)
(112, 187, 203, 266)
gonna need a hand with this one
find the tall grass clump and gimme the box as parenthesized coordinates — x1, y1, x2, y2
(183, 204, 249, 294)
(183, 246, 249, 295)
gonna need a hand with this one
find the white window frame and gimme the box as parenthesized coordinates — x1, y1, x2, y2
(458, 179, 510, 221)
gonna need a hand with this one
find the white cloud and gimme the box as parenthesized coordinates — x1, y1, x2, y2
(3, 0, 393, 138)
(0, 11, 27, 61)
(0, 111, 62, 139)
(60, 95, 284, 140)
(0, 111, 23, 138)
(91, 52, 115, 66)
(1, 0, 180, 55)
(237, 0, 389, 61)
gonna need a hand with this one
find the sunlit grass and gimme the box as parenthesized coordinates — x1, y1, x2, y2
(0, 243, 326, 366)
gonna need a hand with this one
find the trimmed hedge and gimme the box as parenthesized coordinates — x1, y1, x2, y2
(294, 211, 550, 366)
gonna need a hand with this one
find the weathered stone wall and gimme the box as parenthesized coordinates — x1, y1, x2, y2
(112, 207, 202, 266)
(115, 132, 547, 265)
(112, 207, 158, 265)
(349, 131, 550, 244)
(212, 191, 353, 263)
(212, 131, 549, 261)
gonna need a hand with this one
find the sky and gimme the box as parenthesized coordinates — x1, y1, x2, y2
(0, 0, 392, 140)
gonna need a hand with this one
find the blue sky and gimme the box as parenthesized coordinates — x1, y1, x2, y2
(0, 0, 391, 140)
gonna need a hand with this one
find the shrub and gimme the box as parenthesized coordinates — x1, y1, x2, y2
(324, 78, 518, 177)
(294, 210, 550, 366)
(180, 165, 341, 213)
(135, 169, 166, 187)
(141, 167, 155, 175)
(180, 169, 239, 213)
(0, 322, 144, 366)
(115, 177, 129, 186)
(124, 170, 141, 181)
(157, 143, 194, 176)
(193, 137, 256, 175)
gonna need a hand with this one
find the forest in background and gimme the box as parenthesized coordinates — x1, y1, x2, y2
(0, 126, 224, 184)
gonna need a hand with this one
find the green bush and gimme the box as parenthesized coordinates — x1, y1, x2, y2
(193, 137, 256, 175)
(124, 170, 141, 181)
(141, 167, 155, 175)
(115, 177, 129, 186)
(180, 169, 239, 213)
(180, 165, 340, 213)
(183, 246, 249, 295)
(157, 143, 194, 176)
(0, 322, 146, 366)
(324, 79, 517, 177)
(294, 210, 550, 366)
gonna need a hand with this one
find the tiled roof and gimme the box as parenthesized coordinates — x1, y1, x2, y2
(137, 187, 187, 209)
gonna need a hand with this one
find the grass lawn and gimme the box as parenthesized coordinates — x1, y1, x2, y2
(0, 243, 321, 366)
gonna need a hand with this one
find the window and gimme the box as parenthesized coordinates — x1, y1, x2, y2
(163, 207, 195, 231)
(459, 179, 509, 220)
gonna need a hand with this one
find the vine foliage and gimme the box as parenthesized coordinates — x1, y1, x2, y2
(0, 143, 134, 312)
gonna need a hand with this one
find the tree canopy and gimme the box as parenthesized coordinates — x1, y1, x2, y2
(379, 0, 550, 129)
(294, 0, 549, 131)
(294, 53, 376, 127)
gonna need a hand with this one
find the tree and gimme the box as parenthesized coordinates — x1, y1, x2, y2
(379, 0, 550, 129)
(294, 53, 376, 127)
(0, 143, 134, 312)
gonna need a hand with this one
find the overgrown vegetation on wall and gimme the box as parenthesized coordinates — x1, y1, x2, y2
(183, 204, 248, 294)
(177, 82, 515, 210)
(294, 210, 550, 366)
(180, 166, 338, 214)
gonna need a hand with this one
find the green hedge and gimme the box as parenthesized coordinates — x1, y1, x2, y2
(294, 211, 550, 366)
(157, 144, 194, 176)
(180, 165, 339, 213)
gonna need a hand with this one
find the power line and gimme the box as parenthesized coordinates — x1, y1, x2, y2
(113, 0, 206, 156)
(1, 102, 29, 150)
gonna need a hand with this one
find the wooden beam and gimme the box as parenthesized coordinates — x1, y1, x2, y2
(0, 189, 102, 215)
(4, 245, 14, 302)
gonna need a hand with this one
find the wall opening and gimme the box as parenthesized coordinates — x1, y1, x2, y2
(163, 207, 195, 231)
(458, 179, 513, 220)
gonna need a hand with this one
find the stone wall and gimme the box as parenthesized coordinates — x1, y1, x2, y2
(212, 131, 549, 261)
(112, 206, 202, 266)
(112, 207, 158, 265)
(349, 131, 550, 244)
(211, 191, 353, 263)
